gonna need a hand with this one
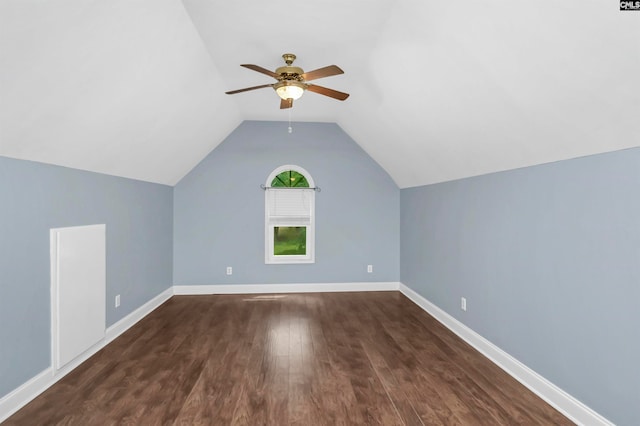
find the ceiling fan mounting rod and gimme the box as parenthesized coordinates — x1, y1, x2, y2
(282, 53, 296, 65)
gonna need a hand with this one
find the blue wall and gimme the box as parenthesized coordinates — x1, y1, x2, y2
(401, 148, 640, 425)
(174, 120, 400, 285)
(0, 156, 173, 398)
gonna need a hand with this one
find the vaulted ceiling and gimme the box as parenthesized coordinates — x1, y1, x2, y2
(1, 1, 638, 188)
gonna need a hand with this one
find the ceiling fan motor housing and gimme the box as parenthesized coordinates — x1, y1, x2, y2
(275, 66, 304, 81)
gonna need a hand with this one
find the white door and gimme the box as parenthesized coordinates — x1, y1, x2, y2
(51, 224, 106, 371)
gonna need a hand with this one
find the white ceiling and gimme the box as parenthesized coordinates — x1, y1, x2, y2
(1, 0, 639, 187)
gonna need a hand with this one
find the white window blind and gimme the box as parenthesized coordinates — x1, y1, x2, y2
(267, 188, 313, 224)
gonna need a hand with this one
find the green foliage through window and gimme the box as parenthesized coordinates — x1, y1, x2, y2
(271, 170, 309, 188)
(274, 227, 307, 255)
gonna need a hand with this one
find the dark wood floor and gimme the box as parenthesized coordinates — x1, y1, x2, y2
(5, 292, 572, 425)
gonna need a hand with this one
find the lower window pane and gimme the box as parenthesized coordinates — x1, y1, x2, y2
(274, 227, 307, 256)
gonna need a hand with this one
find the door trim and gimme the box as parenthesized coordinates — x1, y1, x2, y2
(50, 224, 106, 374)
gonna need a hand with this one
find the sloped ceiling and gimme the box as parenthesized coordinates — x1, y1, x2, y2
(1, 1, 639, 187)
(0, 0, 240, 185)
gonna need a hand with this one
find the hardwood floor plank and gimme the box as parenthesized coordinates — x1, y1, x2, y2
(4, 292, 573, 425)
(361, 341, 428, 426)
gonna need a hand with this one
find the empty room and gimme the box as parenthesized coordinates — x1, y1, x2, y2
(1, 1, 638, 425)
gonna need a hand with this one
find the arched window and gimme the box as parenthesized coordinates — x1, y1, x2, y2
(270, 170, 310, 188)
(265, 165, 315, 264)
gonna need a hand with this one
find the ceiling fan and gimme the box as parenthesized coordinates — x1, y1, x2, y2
(225, 53, 349, 109)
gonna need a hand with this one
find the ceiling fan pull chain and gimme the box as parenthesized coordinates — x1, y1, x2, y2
(288, 108, 293, 134)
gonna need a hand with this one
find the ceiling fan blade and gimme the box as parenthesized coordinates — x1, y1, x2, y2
(225, 84, 273, 95)
(306, 84, 350, 101)
(301, 65, 344, 82)
(280, 98, 293, 109)
(240, 64, 279, 79)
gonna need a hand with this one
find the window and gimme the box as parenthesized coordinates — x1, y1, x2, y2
(270, 170, 310, 188)
(265, 165, 315, 264)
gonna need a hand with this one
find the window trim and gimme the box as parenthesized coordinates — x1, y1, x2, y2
(265, 165, 315, 264)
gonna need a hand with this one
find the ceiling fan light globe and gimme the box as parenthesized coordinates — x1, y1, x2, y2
(275, 81, 305, 100)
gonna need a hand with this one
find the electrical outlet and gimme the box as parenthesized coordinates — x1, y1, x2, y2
(226, 266, 233, 275)
(461, 297, 467, 311)
(367, 264, 373, 273)
(115, 294, 121, 308)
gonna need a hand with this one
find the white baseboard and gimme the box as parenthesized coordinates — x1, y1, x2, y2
(0, 368, 52, 424)
(173, 281, 400, 295)
(0, 287, 173, 423)
(104, 287, 173, 344)
(399, 283, 613, 426)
